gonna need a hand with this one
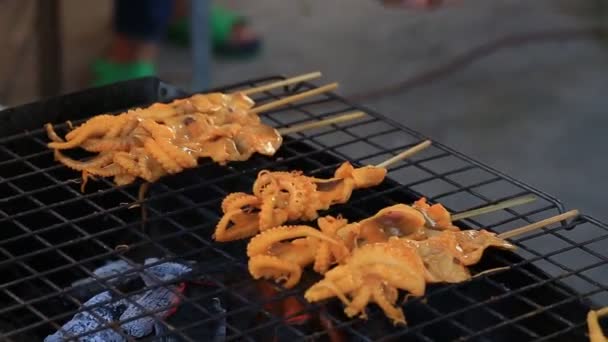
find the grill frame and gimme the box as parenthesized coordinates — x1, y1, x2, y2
(0, 76, 606, 341)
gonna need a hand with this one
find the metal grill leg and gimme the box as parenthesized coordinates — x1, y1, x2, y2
(190, 0, 211, 92)
(36, 0, 63, 98)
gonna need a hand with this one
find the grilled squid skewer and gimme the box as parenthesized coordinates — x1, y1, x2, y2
(304, 209, 580, 326)
(214, 140, 432, 242)
(44, 80, 360, 191)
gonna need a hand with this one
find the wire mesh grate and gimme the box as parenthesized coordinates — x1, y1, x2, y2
(0, 76, 606, 341)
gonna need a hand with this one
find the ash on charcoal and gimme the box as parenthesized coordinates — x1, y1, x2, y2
(44, 291, 127, 342)
(120, 284, 185, 338)
(71, 260, 135, 287)
(46, 258, 196, 341)
(142, 258, 194, 285)
(66, 260, 140, 302)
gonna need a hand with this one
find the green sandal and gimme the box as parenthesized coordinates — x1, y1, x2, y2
(91, 58, 156, 87)
(166, 5, 261, 58)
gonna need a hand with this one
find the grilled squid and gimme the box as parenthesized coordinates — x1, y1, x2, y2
(214, 162, 387, 241)
(45, 92, 282, 191)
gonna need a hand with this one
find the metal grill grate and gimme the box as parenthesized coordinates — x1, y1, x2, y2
(0, 76, 606, 341)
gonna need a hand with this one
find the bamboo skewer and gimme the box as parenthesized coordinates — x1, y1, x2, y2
(587, 306, 608, 342)
(251, 83, 339, 114)
(376, 140, 432, 168)
(473, 266, 511, 278)
(239, 72, 323, 96)
(498, 210, 580, 239)
(468, 210, 579, 279)
(278, 111, 366, 135)
(597, 307, 608, 317)
(452, 195, 538, 221)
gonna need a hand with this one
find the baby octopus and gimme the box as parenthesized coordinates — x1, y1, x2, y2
(214, 161, 386, 241)
(246, 220, 349, 289)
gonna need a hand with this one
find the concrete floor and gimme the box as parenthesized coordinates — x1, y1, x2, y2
(159, 0, 608, 222)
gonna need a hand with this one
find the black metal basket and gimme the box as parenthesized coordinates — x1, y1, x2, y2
(0, 76, 606, 341)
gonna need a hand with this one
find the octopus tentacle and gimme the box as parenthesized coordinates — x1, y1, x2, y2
(137, 103, 177, 121)
(372, 286, 406, 325)
(384, 285, 399, 304)
(137, 153, 154, 182)
(247, 226, 338, 257)
(64, 115, 113, 140)
(248, 255, 302, 289)
(221, 192, 260, 213)
(259, 197, 283, 231)
(156, 138, 197, 169)
(313, 243, 331, 274)
(140, 118, 174, 140)
(214, 208, 260, 242)
(113, 152, 140, 177)
(344, 286, 371, 319)
(305, 239, 427, 325)
(113, 174, 137, 186)
(279, 178, 309, 220)
(318, 216, 351, 267)
(274, 238, 318, 266)
(84, 163, 124, 177)
(53, 150, 114, 171)
(81, 138, 131, 152)
(103, 115, 130, 139)
(140, 119, 197, 169)
(45, 123, 64, 143)
(221, 163, 385, 241)
(80, 171, 92, 192)
(120, 116, 140, 137)
(143, 137, 182, 174)
(50, 115, 116, 149)
(246, 240, 317, 289)
(252, 170, 277, 197)
(305, 274, 358, 304)
(253, 171, 314, 220)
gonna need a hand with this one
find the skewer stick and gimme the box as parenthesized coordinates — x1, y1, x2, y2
(375, 140, 432, 169)
(251, 83, 339, 114)
(452, 195, 537, 221)
(239, 72, 323, 96)
(473, 266, 511, 278)
(278, 111, 366, 135)
(587, 306, 608, 342)
(498, 210, 580, 239)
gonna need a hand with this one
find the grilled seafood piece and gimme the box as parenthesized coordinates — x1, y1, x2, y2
(335, 198, 460, 249)
(334, 199, 515, 283)
(304, 238, 427, 325)
(304, 229, 515, 325)
(45, 92, 282, 190)
(403, 229, 516, 283)
(246, 224, 348, 288)
(214, 162, 386, 241)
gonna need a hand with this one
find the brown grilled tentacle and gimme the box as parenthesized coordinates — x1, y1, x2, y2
(53, 150, 114, 171)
